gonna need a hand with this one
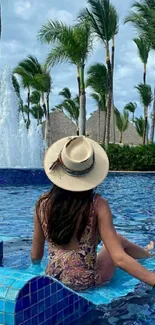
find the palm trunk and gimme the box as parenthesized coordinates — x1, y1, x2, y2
(27, 86, 30, 129)
(45, 93, 51, 147)
(105, 41, 112, 149)
(120, 132, 123, 144)
(111, 36, 115, 144)
(143, 105, 147, 145)
(98, 102, 101, 143)
(79, 63, 86, 136)
(150, 87, 155, 143)
(77, 66, 80, 97)
(37, 109, 40, 126)
(103, 109, 107, 144)
(143, 64, 146, 84)
(42, 93, 47, 117)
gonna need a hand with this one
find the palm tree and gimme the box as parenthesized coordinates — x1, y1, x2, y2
(12, 75, 24, 113)
(150, 87, 155, 143)
(133, 37, 150, 84)
(91, 92, 106, 143)
(38, 20, 92, 135)
(86, 63, 108, 143)
(30, 90, 43, 125)
(124, 102, 137, 122)
(136, 83, 153, 144)
(115, 108, 129, 144)
(79, 0, 119, 148)
(124, 1, 155, 49)
(14, 55, 52, 145)
(135, 116, 145, 139)
(125, 0, 155, 143)
(59, 87, 79, 134)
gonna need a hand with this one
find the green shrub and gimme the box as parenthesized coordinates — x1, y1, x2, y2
(101, 144, 155, 171)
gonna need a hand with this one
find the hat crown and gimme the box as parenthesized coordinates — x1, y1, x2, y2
(61, 136, 94, 173)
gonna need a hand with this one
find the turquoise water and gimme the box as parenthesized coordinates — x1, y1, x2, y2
(1, 173, 155, 324)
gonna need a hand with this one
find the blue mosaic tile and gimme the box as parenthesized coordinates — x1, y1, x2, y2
(30, 279, 37, 293)
(45, 285, 50, 297)
(37, 300, 45, 313)
(52, 302, 58, 315)
(15, 310, 24, 324)
(12, 280, 26, 290)
(30, 303, 37, 317)
(15, 298, 23, 313)
(44, 296, 51, 309)
(23, 295, 31, 309)
(57, 310, 63, 323)
(37, 277, 45, 288)
(6, 288, 19, 301)
(31, 292, 37, 304)
(38, 311, 45, 323)
(0, 299, 4, 312)
(45, 306, 52, 319)
(44, 277, 51, 286)
(5, 301, 15, 314)
(31, 315, 38, 325)
(51, 282, 57, 294)
(0, 312, 4, 323)
(4, 313, 14, 325)
(37, 288, 45, 300)
(0, 277, 15, 287)
(24, 308, 30, 321)
(0, 286, 9, 299)
(11, 272, 24, 279)
(51, 313, 57, 324)
(23, 320, 30, 325)
(19, 274, 33, 282)
(63, 305, 70, 317)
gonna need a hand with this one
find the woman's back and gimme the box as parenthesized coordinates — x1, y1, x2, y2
(37, 190, 101, 290)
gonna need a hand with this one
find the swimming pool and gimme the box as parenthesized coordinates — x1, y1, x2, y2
(1, 171, 155, 324)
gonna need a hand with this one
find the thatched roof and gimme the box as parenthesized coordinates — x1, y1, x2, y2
(43, 109, 142, 145)
(87, 110, 142, 145)
(42, 110, 76, 145)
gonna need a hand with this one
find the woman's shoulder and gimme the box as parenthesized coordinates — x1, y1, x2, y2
(94, 194, 109, 212)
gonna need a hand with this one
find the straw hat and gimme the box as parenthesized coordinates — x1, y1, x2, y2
(44, 136, 109, 192)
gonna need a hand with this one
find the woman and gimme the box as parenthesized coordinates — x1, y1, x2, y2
(31, 136, 155, 291)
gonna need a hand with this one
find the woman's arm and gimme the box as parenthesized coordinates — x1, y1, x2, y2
(31, 209, 45, 263)
(97, 197, 155, 287)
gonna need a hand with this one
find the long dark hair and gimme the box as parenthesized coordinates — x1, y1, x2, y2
(36, 185, 94, 246)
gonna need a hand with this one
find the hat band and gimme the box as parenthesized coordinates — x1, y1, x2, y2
(49, 151, 95, 177)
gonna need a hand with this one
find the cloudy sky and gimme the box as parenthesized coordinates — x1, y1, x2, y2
(1, 0, 155, 117)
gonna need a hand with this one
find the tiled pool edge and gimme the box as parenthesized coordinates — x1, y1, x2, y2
(0, 267, 93, 325)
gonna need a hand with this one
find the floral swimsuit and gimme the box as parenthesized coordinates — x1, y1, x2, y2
(39, 194, 102, 291)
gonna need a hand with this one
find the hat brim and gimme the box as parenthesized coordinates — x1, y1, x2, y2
(44, 137, 109, 192)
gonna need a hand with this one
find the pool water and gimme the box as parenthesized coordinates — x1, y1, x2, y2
(1, 173, 155, 324)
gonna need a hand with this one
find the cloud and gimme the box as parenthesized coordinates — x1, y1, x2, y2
(46, 9, 74, 24)
(1, 0, 155, 118)
(13, 0, 34, 20)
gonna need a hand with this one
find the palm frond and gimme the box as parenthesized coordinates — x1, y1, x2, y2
(134, 116, 145, 137)
(30, 90, 41, 105)
(86, 63, 108, 95)
(86, 0, 119, 42)
(135, 83, 153, 106)
(115, 108, 129, 132)
(133, 37, 150, 64)
(59, 87, 72, 99)
(124, 102, 137, 114)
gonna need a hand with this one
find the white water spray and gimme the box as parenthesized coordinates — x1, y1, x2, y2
(0, 66, 44, 168)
